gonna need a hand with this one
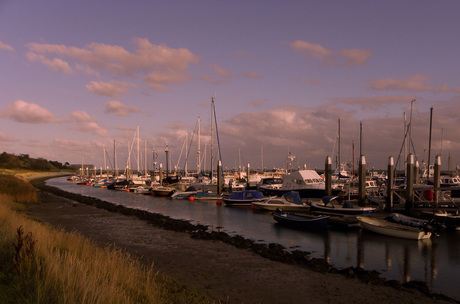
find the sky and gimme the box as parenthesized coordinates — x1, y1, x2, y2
(1, 1, 460, 173)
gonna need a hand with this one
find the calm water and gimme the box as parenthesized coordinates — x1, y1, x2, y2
(47, 177, 460, 300)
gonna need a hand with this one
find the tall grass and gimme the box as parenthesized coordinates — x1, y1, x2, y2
(0, 175, 38, 204)
(0, 175, 217, 304)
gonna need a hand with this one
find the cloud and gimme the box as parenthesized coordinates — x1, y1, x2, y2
(0, 41, 14, 52)
(0, 130, 19, 142)
(68, 122, 108, 137)
(370, 75, 460, 93)
(70, 110, 97, 122)
(26, 52, 72, 74)
(104, 100, 141, 116)
(290, 40, 372, 67)
(249, 99, 268, 107)
(244, 71, 262, 79)
(0, 100, 61, 123)
(333, 95, 415, 110)
(86, 80, 137, 97)
(26, 38, 200, 91)
(201, 64, 232, 84)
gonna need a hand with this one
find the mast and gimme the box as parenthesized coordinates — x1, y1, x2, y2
(144, 139, 147, 177)
(185, 132, 188, 175)
(338, 118, 341, 172)
(137, 125, 140, 173)
(197, 116, 201, 174)
(427, 107, 433, 180)
(114, 140, 118, 177)
(210, 97, 214, 182)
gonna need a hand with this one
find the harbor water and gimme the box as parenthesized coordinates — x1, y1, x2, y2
(47, 176, 460, 301)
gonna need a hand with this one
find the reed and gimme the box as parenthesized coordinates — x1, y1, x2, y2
(0, 175, 217, 304)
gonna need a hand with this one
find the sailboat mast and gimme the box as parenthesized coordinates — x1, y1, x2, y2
(185, 132, 188, 175)
(197, 116, 201, 174)
(114, 140, 118, 177)
(427, 107, 433, 180)
(137, 125, 140, 173)
(210, 97, 214, 182)
(338, 118, 341, 172)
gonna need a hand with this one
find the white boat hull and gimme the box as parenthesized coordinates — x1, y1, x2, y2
(357, 216, 431, 240)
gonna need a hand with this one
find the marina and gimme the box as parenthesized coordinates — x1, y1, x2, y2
(48, 176, 460, 301)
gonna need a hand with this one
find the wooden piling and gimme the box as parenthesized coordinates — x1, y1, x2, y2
(246, 163, 250, 190)
(414, 160, 420, 184)
(385, 156, 394, 212)
(358, 155, 366, 206)
(159, 163, 163, 186)
(325, 156, 332, 197)
(217, 160, 223, 194)
(434, 155, 441, 210)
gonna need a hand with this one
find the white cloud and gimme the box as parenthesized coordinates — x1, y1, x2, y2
(0, 41, 14, 52)
(71, 111, 97, 122)
(86, 80, 137, 97)
(370, 75, 459, 93)
(104, 100, 141, 117)
(68, 122, 108, 137)
(290, 40, 372, 67)
(26, 38, 200, 91)
(0, 100, 61, 123)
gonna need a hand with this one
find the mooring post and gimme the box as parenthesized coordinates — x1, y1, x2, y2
(246, 163, 250, 190)
(325, 156, 332, 197)
(217, 160, 223, 194)
(414, 160, 420, 185)
(358, 155, 366, 206)
(159, 163, 163, 186)
(405, 153, 414, 213)
(434, 155, 441, 211)
(386, 156, 394, 212)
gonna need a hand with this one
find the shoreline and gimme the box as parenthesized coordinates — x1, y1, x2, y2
(28, 176, 457, 303)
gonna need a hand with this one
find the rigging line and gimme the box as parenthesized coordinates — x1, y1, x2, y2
(213, 100, 222, 165)
(176, 136, 186, 169)
(183, 120, 198, 172)
(395, 124, 411, 168)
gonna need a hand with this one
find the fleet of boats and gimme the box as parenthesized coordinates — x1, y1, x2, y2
(68, 158, 460, 241)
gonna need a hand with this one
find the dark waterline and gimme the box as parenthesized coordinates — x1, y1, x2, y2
(47, 177, 460, 300)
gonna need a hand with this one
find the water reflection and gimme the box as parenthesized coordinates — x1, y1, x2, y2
(47, 177, 459, 300)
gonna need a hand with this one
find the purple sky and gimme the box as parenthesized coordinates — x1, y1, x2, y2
(1, 1, 459, 172)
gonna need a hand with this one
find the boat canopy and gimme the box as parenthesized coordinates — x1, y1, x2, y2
(282, 191, 303, 205)
(322, 196, 339, 205)
(228, 190, 264, 200)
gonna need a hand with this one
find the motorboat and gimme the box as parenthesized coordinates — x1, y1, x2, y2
(272, 209, 330, 231)
(310, 196, 376, 215)
(258, 170, 340, 198)
(357, 216, 432, 240)
(222, 190, 266, 206)
(252, 191, 309, 212)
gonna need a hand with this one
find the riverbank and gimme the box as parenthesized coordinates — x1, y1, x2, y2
(28, 176, 457, 303)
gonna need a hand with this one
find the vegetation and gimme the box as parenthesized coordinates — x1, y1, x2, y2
(0, 174, 217, 303)
(0, 152, 70, 171)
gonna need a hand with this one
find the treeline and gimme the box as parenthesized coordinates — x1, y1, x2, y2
(0, 152, 70, 171)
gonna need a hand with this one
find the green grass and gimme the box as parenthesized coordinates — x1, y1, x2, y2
(0, 174, 218, 304)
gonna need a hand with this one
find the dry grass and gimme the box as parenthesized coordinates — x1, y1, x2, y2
(0, 174, 217, 304)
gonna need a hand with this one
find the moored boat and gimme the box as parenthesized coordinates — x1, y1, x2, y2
(310, 196, 376, 215)
(357, 216, 432, 240)
(252, 191, 309, 212)
(222, 190, 266, 206)
(272, 209, 330, 231)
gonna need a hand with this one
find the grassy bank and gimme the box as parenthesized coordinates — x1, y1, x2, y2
(0, 174, 217, 304)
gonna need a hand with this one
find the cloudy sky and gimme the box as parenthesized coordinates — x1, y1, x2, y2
(1, 1, 459, 172)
